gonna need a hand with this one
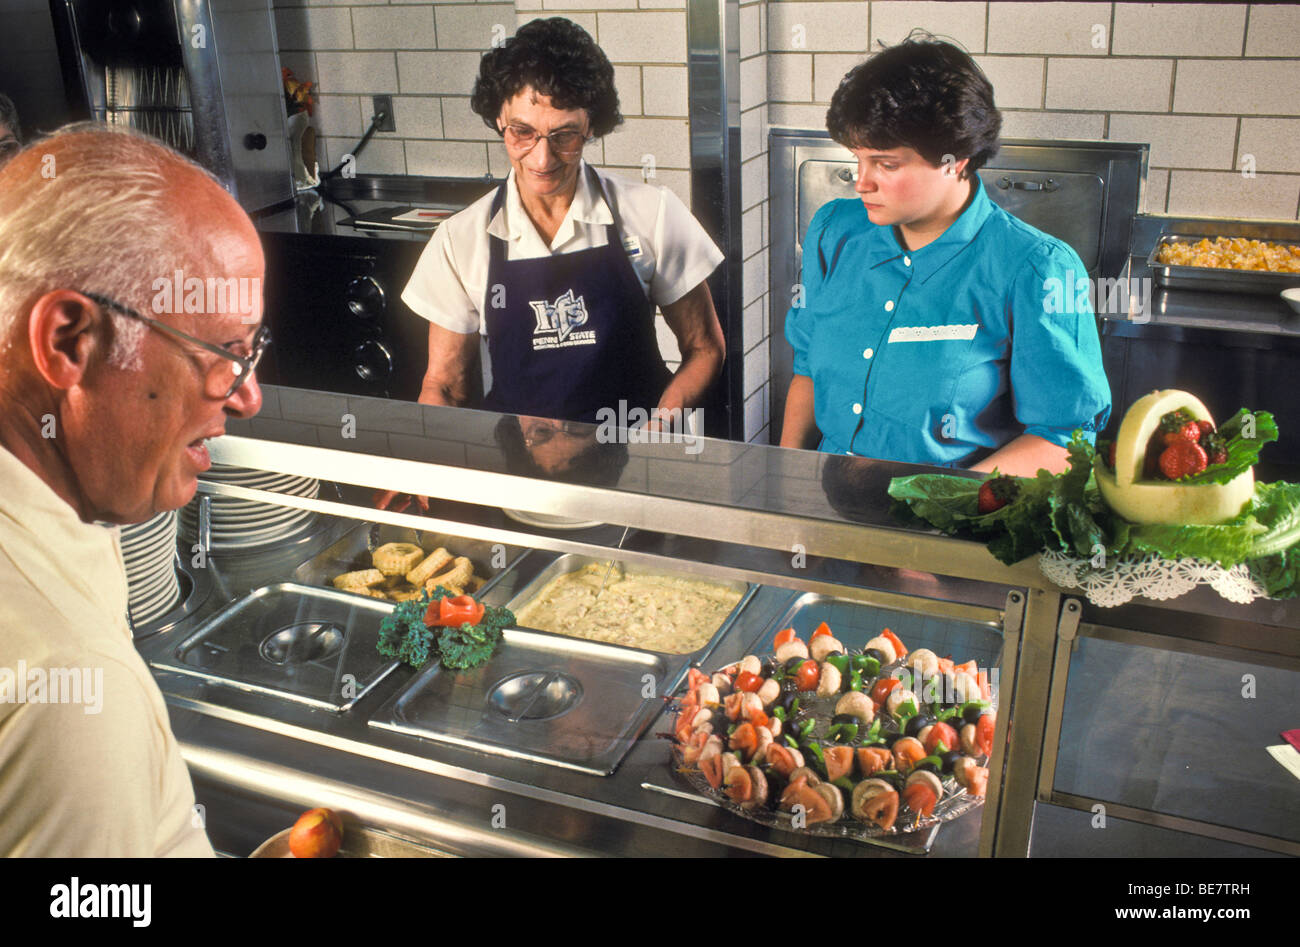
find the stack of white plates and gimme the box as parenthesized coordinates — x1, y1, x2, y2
(122, 510, 181, 626)
(180, 465, 320, 552)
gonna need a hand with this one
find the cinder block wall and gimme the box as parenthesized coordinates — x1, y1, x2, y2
(272, 0, 693, 208)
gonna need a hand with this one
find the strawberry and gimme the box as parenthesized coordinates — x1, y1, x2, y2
(977, 475, 1019, 514)
(1200, 430, 1228, 466)
(1162, 420, 1202, 446)
(1195, 420, 1215, 439)
(1157, 409, 1202, 447)
(1106, 440, 1117, 469)
(1158, 439, 1208, 480)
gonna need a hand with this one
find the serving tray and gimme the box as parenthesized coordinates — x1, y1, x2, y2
(669, 592, 1005, 844)
(369, 627, 676, 775)
(293, 522, 528, 603)
(504, 552, 754, 662)
(149, 582, 401, 712)
(1146, 234, 1300, 295)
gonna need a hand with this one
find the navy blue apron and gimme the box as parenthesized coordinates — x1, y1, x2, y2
(481, 167, 671, 423)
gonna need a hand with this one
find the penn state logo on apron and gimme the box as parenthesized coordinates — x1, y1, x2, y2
(528, 289, 595, 349)
(481, 167, 670, 423)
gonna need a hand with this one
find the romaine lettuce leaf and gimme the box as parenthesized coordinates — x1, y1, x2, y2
(1177, 410, 1278, 485)
(888, 428, 1300, 575)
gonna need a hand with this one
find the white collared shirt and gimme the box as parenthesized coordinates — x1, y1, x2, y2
(401, 162, 724, 335)
(0, 445, 214, 857)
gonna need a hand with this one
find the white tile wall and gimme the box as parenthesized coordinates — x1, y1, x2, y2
(515, 10, 597, 34)
(1238, 119, 1300, 175)
(741, 0, 771, 442)
(1245, 4, 1300, 57)
(598, 12, 687, 62)
(406, 139, 493, 176)
(1172, 60, 1300, 116)
(1166, 171, 1300, 220)
(314, 51, 399, 92)
(1000, 109, 1106, 140)
(1144, 168, 1169, 214)
(440, 96, 497, 139)
(435, 4, 516, 50)
(743, 336, 768, 398)
(614, 65, 642, 115)
(973, 57, 1044, 110)
(768, 2, 870, 53)
(768, 102, 829, 130)
(311, 94, 364, 140)
(1044, 58, 1173, 112)
(394, 96, 445, 138)
(1106, 114, 1237, 170)
(987, 2, 1112, 55)
(351, 6, 436, 49)
(276, 1, 695, 206)
(396, 50, 482, 95)
(736, 51, 764, 112)
(870, 1, 986, 50)
(740, 102, 766, 160)
(603, 118, 691, 168)
(768, 53, 812, 102)
(812, 53, 860, 103)
(1111, 3, 1247, 57)
(274, 8, 353, 49)
(641, 67, 689, 117)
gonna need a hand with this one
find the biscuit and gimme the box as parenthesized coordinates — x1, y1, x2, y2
(332, 568, 384, 590)
(406, 547, 453, 587)
(372, 542, 425, 576)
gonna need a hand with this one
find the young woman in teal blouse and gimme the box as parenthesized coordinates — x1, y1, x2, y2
(781, 39, 1111, 476)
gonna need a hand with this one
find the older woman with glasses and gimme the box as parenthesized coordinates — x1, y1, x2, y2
(401, 17, 725, 427)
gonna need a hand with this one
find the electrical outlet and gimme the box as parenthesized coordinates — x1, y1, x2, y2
(372, 95, 396, 133)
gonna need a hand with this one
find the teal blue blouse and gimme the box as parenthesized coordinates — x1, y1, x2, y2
(785, 178, 1112, 465)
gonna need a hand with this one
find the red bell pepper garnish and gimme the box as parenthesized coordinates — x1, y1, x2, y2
(424, 594, 485, 627)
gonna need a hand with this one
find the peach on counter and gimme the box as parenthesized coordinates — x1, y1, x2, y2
(288, 807, 343, 858)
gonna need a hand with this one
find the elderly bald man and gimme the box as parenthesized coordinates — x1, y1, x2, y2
(0, 124, 265, 856)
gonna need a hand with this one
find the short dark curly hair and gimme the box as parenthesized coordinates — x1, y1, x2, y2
(826, 37, 1001, 178)
(471, 18, 622, 138)
(0, 93, 20, 141)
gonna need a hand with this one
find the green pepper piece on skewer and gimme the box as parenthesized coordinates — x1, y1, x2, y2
(803, 742, 827, 780)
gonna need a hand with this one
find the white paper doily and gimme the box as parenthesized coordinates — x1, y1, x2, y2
(1039, 550, 1270, 607)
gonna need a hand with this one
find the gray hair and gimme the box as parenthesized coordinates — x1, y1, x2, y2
(0, 122, 224, 368)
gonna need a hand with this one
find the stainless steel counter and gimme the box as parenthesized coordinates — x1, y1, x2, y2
(142, 500, 996, 857)
(143, 386, 1300, 857)
(253, 174, 500, 241)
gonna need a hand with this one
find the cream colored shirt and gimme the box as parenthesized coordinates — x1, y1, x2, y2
(0, 444, 213, 857)
(401, 161, 724, 336)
